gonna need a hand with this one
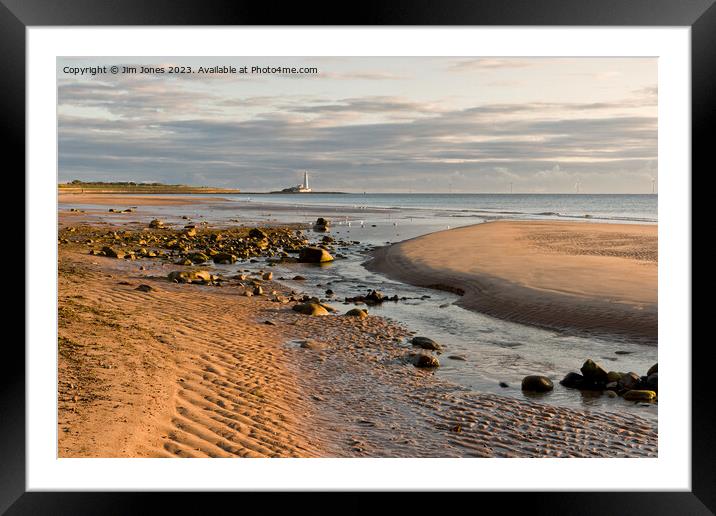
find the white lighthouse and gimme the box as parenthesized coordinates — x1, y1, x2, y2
(280, 170, 312, 193)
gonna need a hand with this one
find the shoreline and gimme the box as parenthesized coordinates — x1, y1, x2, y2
(57, 215, 658, 457)
(367, 220, 657, 344)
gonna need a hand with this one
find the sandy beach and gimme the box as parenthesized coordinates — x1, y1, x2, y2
(58, 193, 234, 206)
(58, 212, 658, 458)
(368, 220, 657, 344)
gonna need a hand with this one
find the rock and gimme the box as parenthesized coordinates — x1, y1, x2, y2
(413, 354, 440, 369)
(448, 355, 467, 361)
(559, 372, 584, 389)
(366, 290, 385, 303)
(607, 371, 623, 383)
(606, 390, 618, 398)
(411, 336, 442, 351)
(262, 272, 273, 280)
(521, 375, 554, 392)
(184, 228, 197, 237)
(319, 302, 337, 313)
(499, 382, 509, 388)
(101, 246, 125, 259)
(292, 275, 306, 281)
(623, 390, 657, 402)
(606, 381, 618, 390)
(263, 320, 276, 326)
(249, 228, 267, 239)
(213, 252, 237, 264)
(188, 252, 210, 264)
(617, 372, 641, 390)
(253, 286, 264, 296)
(299, 340, 324, 350)
(167, 270, 214, 284)
(313, 218, 331, 231)
(647, 363, 658, 376)
(298, 247, 334, 263)
(580, 359, 608, 384)
(149, 219, 164, 228)
(646, 372, 658, 391)
(345, 308, 368, 319)
(135, 284, 154, 292)
(292, 303, 329, 316)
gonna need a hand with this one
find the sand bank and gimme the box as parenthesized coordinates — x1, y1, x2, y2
(368, 220, 657, 344)
(58, 193, 232, 206)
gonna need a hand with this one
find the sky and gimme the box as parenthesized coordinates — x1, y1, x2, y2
(57, 57, 657, 193)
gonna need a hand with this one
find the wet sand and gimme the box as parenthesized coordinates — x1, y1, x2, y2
(58, 216, 657, 457)
(368, 220, 657, 344)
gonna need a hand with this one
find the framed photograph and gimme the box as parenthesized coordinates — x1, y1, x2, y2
(10, 0, 708, 512)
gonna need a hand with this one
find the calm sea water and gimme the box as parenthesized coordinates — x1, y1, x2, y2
(63, 193, 658, 420)
(219, 193, 657, 223)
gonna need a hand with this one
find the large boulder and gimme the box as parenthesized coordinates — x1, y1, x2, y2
(298, 247, 334, 263)
(292, 303, 329, 316)
(411, 336, 442, 351)
(559, 372, 584, 389)
(521, 375, 554, 392)
(580, 359, 609, 384)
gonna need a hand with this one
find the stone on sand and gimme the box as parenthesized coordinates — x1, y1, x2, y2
(298, 247, 334, 263)
(292, 303, 329, 316)
(521, 375, 554, 392)
(411, 336, 442, 351)
(345, 308, 368, 319)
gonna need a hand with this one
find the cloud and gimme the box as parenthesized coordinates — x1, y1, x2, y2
(57, 65, 657, 192)
(448, 58, 534, 72)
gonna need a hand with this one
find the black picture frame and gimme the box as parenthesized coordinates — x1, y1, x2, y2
(7, 0, 709, 513)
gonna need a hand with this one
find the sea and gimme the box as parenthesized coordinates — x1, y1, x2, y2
(63, 193, 658, 421)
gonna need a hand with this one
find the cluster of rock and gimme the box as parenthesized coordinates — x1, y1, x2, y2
(61, 221, 341, 267)
(345, 290, 400, 305)
(521, 359, 658, 402)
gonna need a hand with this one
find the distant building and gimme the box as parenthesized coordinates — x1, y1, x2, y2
(281, 171, 312, 193)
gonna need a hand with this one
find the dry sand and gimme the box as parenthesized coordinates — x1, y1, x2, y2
(58, 218, 658, 457)
(58, 193, 232, 206)
(369, 220, 657, 344)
